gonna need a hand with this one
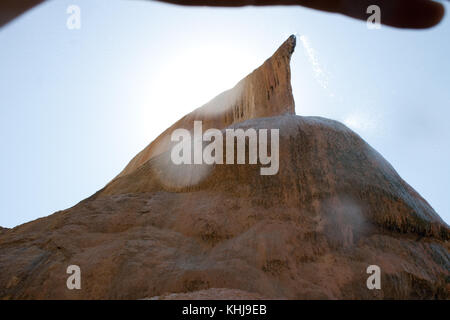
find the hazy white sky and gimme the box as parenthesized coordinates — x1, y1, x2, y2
(1, 0, 449, 227)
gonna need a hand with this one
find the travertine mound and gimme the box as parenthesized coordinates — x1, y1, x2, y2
(147, 288, 268, 300)
(0, 227, 7, 236)
(115, 35, 296, 179)
(0, 36, 448, 300)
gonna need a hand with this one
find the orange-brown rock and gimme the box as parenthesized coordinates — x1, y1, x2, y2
(147, 288, 268, 300)
(114, 35, 295, 180)
(0, 36, 448, 300)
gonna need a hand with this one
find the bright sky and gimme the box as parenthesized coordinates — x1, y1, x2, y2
(1, 0, 449, 227)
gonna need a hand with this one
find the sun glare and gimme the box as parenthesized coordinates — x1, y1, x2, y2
(144, 44, 258, 136)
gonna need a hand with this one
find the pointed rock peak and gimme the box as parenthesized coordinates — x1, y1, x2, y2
(277, 34, 297, 57)
(113, 36, 297, 180)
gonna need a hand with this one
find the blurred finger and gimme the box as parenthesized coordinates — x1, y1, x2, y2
(0, 0, 44, 28)
(155, 0, 445, 29)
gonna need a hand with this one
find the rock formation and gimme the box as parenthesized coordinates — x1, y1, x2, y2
(0, 227, 7, 236)
(114, 35, 296, 180)
(0, 36, 448, 299)
(147, 288, 268, 300)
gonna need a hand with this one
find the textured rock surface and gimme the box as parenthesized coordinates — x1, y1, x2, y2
(147, 288, 268, 300)
(0, 36, 448, 300)
(114, 35, 295, 179)
(0, 227, 7, 236)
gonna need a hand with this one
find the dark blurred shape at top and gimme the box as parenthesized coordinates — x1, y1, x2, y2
(0, 0, 446, 29)
(156, 0, 445, 29)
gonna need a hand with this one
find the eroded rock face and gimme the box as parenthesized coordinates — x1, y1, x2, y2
(0, 227, 7, 236)
(0, 36, 448, 300)
(147, 288, 268, 300)
(114, 35, 296, 179)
